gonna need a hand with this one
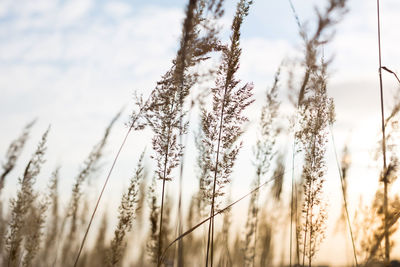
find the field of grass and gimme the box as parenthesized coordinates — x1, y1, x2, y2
(1, 0, 400, 266)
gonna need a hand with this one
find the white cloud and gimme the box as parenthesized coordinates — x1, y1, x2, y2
(103, 1, 132, 18)
(240, 37, 295, 83)
(10, 0, 57, 17)
(59, 0, 93, 25)
(0, 2, 185, 194)
(0, 0, 12, 18)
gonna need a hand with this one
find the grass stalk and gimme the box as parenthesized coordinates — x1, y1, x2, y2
(204, 1, 253, 265)
(376, 0, 389, 263)
(330, 127, 358, 266)
(0, 120, 36, 195)
(161, 169, 287, 263)
(72, 112, 122, 267)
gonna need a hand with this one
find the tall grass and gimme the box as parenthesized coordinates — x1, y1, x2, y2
(107, 151, 145, 267)
(243, 67, 280, 267)
(199, 1, 253, 266)
(3, 0, 397, 266)
(5, 126, 50, 267)
(0, 120, 36, 194)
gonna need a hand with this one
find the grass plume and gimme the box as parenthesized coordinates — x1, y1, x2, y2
(243, 67, 281, 267)
(0, 120, 36, 194)
(107, 151, 145, 267)
(200, 1, 254, 265)
(5, 126, 50, 267)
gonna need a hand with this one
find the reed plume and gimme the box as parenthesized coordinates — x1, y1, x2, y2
(61, 112, 120, 265)
(243, 67, 281, 267)
(287, 1, 348, 265)
(296, 58, 332, 266)
(200, 1, 254, 265)
(107, 151, 145, 267)
(5, 126, 50, 267)
(0, 120, 36, 194)
(144, 1, 224, 264)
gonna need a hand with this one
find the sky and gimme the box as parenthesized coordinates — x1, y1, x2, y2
(1, 0, 400, 265)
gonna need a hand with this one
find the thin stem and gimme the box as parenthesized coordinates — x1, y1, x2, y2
(206, 87, 227, 267)
(177, 156, 184, 267)
(308, 189, 313, 267)
(288, 0, 302, 33)
(73, 124, 133, 267)
(73, 100, 150, 267)
(176, 0, 197, 263)
(295, 179, 300, 264)
(290, 138, 296, 267)
(161, 169, 288, 263)
(157, 128, 172, 267)
(252, 173, 260, 267)
(376, 0, 389, 263)
(329, 126, 358, 266)
(157, 177, 167, 267)
(302, 179, 310, 267)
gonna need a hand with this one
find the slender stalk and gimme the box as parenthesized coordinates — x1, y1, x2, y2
(290, 138, 295, 267)
(177, 163, 184, 267)
(376, 0, 389, 263)
(330, 126, 358, 266)
(157, 177, 166, 267)
(176, 2, 197, 264)
(150, 1, 222, 264)
(162, 170, 287, 263)
(157, 130, 171, 267)
(287, 2, 302, 264)
(303, 134, 318, 266)
(204, 2, 253, 265)
(295, 178, 300, 264)
(206, 84, 227, 267)
(302, 180, 310, 267)
(252, 175, 260, 267)
(73, 118, 137, 267)
(308, 188, 313, 267)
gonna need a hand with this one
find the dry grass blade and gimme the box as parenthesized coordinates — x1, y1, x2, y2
(376, 0, 389, 262)
(143, 0, 224, 264)
(330, 131, 358, 266)
(0, 120, 36, 194)
(381, 66, 400, 85)
(71, 111, 121, 267)
(5, 126, 50, 267)
(107, 151, 145, 267)
(160, 169, 287, 263)
(243, 67, 281, 267)
(202, 1, 254, 266)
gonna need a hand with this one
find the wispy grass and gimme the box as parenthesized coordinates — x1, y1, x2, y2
(5, 126, 50, 267)
(200, 1, 254, 266)
(107, 151, 145, 267)
(0, 120, 36, 194)
(243, 67, 280, 267)
(0, 0, 384, 266)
